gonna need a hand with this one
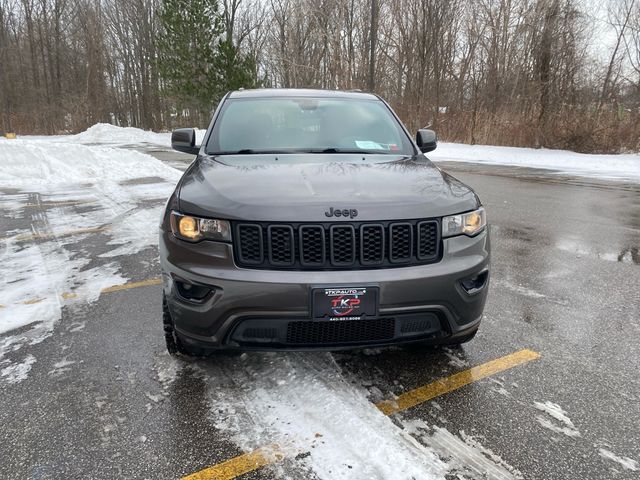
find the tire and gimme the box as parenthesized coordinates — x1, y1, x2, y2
(163, 294, 204, 357)
(445, 327, 478, 347)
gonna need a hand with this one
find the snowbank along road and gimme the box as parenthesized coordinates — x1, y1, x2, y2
(0, 125, 639, 479)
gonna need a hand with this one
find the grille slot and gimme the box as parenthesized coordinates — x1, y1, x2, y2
(417, 221, 439, 260)
(360, 224, 385, 265)
(233, 219, 441, 270)
(400, 318, 433, 333)
(299, 225, 325, 266)
(286, 318, 395, 345)
(242, 328, 278, 339)
(237, 224, 263, 264)
(267, 225, 295, 265)
(330, 225, 356, 266)
(389, 223, 413, 263)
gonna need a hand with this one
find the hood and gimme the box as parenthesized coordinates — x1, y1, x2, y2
(177, 154, 479, 221)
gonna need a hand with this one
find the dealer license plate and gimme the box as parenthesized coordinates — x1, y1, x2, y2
(312, 287, 378, 320)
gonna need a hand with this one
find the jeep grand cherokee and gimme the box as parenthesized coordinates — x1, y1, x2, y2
(160, 89, 490, 355)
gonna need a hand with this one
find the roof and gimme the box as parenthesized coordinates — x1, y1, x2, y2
(227, 88, 379, 100)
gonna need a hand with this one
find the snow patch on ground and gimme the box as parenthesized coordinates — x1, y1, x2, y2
(197, 352, 526, 479)
(0, 138, 181, 384)
(0, 237, 127, 337)
(48, 358, 76, 376)
(534, 401, 581, 438)
(205, 352, 448, 479)
(0, 236, 126, 383)
(154, 353, 183, 389)
(497, 280, 547, 299)
(431, 142, 640, 183)
(598, 448, 638, 471)
(0, 354, 36, 383)
(405, 420, 523, 479)
(443, 347, 470, 368)
(100, 207, 165, 258)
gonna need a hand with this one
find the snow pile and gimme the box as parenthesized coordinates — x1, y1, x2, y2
(4, 123, 208, 149)
(65, 123, 207, 149)
(0, 140, 180, 187)
(69, 123, 171, 146)
(431, 143, 640, 182)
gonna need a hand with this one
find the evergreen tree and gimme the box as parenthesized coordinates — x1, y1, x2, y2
(217, 39, 261, 92)
(158, 0, 259, 113)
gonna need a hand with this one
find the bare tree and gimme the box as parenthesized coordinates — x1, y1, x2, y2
(0, 0, 638, 152)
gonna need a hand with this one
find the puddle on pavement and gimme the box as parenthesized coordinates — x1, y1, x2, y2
(495, 225, 536, 243)
(556, 238, 640, 265)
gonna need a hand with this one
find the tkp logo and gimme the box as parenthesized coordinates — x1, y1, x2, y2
(325, 207, 358, 219)
(330, 295, 361, 317)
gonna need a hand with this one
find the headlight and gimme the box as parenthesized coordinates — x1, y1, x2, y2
(169, 212, 231, 242)
(442, 207, 486, 238)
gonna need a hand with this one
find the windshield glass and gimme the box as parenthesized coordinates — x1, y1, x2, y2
(206, 97, 414, 156)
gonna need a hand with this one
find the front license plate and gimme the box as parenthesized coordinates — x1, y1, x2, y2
(312, 287, 378, 320)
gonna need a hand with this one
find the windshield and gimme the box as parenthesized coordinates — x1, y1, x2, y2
(206, 97, 414, 156)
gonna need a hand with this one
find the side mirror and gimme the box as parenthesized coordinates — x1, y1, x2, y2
(416, 129, 437, 153)
(171, 128, 199, 155)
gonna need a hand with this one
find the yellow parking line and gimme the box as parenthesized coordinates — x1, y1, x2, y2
(183, 349, 541, 479)
(13, 226, 110, 242)
(3, 278, 162, 309)
(100, 278, 162, 294)
(376, 348, 541, 415)
(182, 445, 287, 480)
(21, 200, 95, 208)
(21, 298, 44, 305)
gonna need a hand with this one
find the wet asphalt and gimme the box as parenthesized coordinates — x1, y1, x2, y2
(0, 150, 638, 480)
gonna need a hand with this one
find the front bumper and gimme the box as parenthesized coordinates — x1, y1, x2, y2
(159, 228, 490, 350)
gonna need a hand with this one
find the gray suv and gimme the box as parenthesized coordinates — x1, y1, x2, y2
(160, 89, 490, 355)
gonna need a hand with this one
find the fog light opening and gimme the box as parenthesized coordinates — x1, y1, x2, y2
(175, 280, 211, 301)
(460, 271, 488, 294)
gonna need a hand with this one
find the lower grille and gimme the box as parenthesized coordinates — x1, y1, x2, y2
(286, 318, 395, 345)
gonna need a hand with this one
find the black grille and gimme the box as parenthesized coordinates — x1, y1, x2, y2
(286, 318, 395, 345)
(233, 219, 441, 270)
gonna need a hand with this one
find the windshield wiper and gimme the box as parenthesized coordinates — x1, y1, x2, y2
(209, 149, 290, 155)
(312, 147, 379, 154)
